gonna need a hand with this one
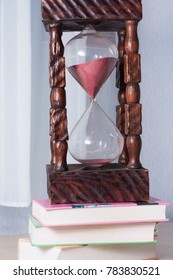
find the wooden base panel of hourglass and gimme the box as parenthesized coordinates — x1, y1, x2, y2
(47, 163, 149, 204)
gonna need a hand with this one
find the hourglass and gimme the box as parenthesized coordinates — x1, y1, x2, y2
(65, 26, 124, 167)
(42, 0, 150, 204)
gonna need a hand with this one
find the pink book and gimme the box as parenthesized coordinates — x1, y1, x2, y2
(32, 197, 169, 227)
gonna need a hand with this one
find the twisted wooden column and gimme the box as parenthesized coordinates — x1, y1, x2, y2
(124, 20, 142, 169)
(49, 24, 68, 171)
(116, 29, 128, 165)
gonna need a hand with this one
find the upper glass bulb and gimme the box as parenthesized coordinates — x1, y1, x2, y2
(65, 25, 118, 99)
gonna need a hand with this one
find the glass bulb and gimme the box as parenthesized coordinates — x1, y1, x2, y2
(68, 101, 124, 167)
(65, 25, 118, 99)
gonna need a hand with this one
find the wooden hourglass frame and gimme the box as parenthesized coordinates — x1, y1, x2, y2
(41, 0, 149, 204)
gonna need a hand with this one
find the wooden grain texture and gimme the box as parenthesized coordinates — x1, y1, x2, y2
(50, 141, 68, 170)
(49, 108, 68, 141)
(116, 29, 129, 165)
(47, 163, 149, 204)
(126, 83, 140, 103)
(42, 0, 142, 31)
(125, 20, 139, 53)
(125, 104, 142, 135)
(126, 135, 142, 169)
(50, 88, 66, 109)
(49, 24, 68, 170)
(49, 57, 65, 88)
(124, 53, 141, 84)
(124, 20, 142, 169)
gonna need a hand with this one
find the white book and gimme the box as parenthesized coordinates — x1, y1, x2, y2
(18, 237, 157, 260)
(29, 215, 157, 246)
(32, 197, 168, 226)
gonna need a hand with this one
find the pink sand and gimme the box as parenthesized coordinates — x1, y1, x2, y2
(68, 57, 116, 99)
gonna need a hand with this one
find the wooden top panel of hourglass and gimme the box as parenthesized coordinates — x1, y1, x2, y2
(42, 0, 142, 31)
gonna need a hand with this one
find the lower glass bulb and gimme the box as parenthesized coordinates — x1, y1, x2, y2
(68, 101, 124, 167)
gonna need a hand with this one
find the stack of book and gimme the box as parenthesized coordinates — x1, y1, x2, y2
(18, 197, 168, 260)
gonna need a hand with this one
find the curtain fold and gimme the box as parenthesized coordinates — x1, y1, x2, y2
(0, 0, 31, 206)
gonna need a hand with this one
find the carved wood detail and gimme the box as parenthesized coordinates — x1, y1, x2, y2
(49, 57, 65, 88)
(126, 135, 142, 169)
(42, 0, 142, 32)
(47, 164, 149, 204)
(125, 104, 142, 135)
(124, 20, 142, 169)
(126, 84, 140, 103)
(50, 88, 66, 109)
(49, 108, 68, 141)
(50, 141, 68, 171)
(124, 54, 141, 84)
(125, 20, 139, 53)
(116, 29, 129, 165)
(49, 24, 68, 170)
